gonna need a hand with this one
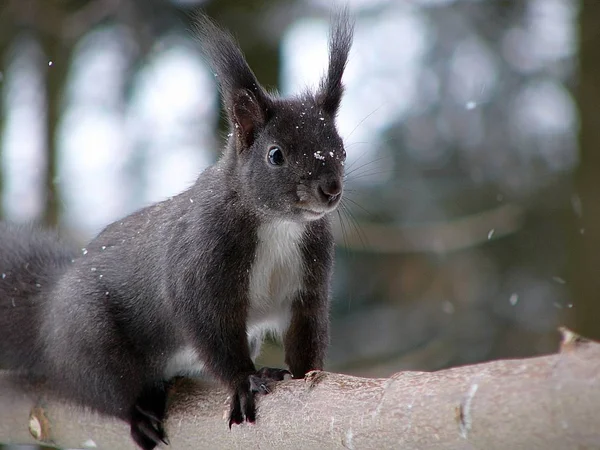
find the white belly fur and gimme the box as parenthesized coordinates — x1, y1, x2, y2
(164, 345, 205, 379)
(247, 220, 305, 346)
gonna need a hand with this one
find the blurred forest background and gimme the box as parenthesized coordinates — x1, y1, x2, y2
(0, 0, 598, 379)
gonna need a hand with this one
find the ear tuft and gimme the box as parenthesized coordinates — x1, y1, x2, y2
(232, 89, 264, 147)
(194, 12, 270, 146)
(317, 8, 354, 116)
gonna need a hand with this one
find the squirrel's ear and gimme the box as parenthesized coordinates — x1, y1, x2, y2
(194, 13, 271, 149)
(231, 89, 265, 147)
(316, 9, 354, 117)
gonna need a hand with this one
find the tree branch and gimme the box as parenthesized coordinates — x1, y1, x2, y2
(1, 328, 599, 449)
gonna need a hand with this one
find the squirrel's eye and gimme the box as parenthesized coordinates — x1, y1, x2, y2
(267, 146, 285, 166)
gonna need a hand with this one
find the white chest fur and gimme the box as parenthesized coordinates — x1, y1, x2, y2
(247, 220, 305, 342)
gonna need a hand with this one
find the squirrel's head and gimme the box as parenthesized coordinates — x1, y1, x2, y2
(197, 10, 353, 222)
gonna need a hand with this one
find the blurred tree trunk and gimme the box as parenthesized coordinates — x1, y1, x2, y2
(0, 53, 6, 220)
(573, 0, 600, 339)
(0, 3, 12, 219)
(3, 0, 75, 227)
(39, 9, 71, 228)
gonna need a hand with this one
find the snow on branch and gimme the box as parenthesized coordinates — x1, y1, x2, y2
(1, 328, 599, 449)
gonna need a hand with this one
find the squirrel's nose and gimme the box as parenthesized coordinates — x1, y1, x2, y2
(318, 179, 342, 204)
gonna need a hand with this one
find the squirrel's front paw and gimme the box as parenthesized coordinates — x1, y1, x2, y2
(228, 375, 256, 427)
(228, 368, 291, 427)
(249, 367, 292, 394)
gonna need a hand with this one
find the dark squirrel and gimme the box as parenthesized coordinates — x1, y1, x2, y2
(0, 10, 353, 450)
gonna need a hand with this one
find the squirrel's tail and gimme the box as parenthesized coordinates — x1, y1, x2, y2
(0, 222, 76, 371)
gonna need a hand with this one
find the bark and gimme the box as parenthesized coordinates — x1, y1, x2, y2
(0, 328, 598, 449)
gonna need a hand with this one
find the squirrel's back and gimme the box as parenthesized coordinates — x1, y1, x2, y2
(0, 222, 76, 371)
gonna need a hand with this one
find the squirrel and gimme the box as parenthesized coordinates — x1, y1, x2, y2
(0, 10, 353, 450)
